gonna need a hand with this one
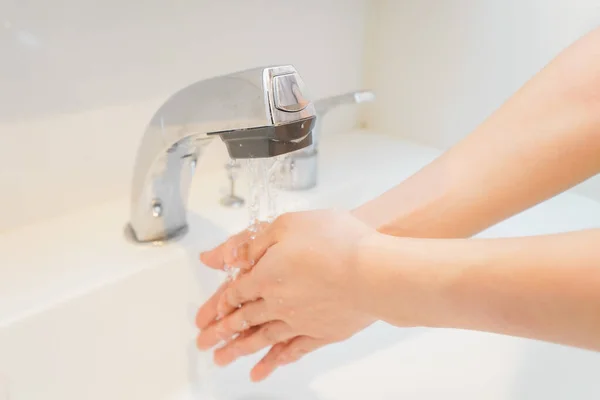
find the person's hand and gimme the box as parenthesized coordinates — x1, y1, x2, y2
(195, 210, 378, 381)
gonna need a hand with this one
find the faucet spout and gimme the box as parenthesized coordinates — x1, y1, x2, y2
(127, 65, 316, 244)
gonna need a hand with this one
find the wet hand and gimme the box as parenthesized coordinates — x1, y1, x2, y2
(195, 210, 377, 381)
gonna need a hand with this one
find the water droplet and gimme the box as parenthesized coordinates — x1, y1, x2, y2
(240, 320, 249, 330)
(216, 340, 227, 349)
(224, 264, 239, 281)
(276, 278, 283, 284)
(277, 299, 283, 305)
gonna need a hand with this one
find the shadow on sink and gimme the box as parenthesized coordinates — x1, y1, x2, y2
(508, 340, 600, 399)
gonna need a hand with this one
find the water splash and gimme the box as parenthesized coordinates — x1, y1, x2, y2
(223, 264, 240, 281)
(221, 156, 284, 281)
(245, 158, 262, 237)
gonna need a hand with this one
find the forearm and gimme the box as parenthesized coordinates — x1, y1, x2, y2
(353, 27, 600, 238)
(358, 229, 600, 350)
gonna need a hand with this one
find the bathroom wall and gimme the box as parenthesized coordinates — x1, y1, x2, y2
(363, 0, 600, 199)
(0, 0, 369, 233)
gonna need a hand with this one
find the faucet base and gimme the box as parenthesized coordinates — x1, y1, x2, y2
(276, 151, 318, 191)
(220, 195, 246, 208)
(123, 223, 189, 246)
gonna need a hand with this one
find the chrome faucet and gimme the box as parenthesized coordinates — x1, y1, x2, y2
(276, 90, 375, 190)
(126, 65, 316, 244)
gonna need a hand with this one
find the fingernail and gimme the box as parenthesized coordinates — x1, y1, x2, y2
(215, 326, 228, 341)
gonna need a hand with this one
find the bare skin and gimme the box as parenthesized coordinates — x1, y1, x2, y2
(196, 26, 600, 382)
(354, 26, 600, 237)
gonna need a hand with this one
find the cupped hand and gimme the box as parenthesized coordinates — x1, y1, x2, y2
(195, 210, 377, 381)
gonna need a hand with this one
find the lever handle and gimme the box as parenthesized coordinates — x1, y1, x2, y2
(314, 90, 375, 116)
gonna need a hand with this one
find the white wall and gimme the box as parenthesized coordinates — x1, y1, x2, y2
(364, 0, 600, 198)
(0, 0, 369, 233)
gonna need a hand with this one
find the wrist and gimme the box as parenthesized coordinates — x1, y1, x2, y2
(351, 232, 387, 318)
(354, 233, 455, 328)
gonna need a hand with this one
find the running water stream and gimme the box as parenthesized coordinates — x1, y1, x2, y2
(224, 156, 285, 280)
(196, 156, 287, 398)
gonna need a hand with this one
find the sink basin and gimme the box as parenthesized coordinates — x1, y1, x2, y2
(1, 132, 600, 399)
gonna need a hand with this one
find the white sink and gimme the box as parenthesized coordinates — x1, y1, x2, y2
(1, 132, 600, 399)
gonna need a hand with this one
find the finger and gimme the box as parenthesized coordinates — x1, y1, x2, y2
(276, 336, 326, 365)
(199, 230, 252, 270)
(251, 336, 326, 382)
(249, 341, 289, 382)
(214, 321, 294, 366)
(195, 281, 229, 329)
(196, 299, 271, 350)
(216, 271, 263, 318)
(245, 219, 282, 264)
